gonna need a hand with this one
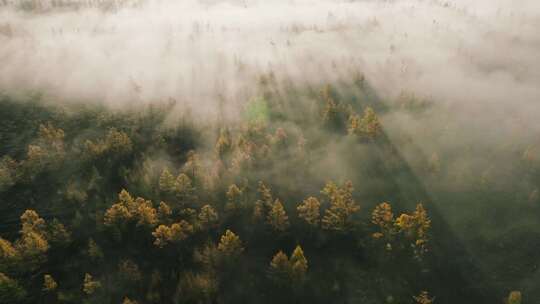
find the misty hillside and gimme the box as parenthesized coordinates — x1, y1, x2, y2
(0, 1, 539, 304)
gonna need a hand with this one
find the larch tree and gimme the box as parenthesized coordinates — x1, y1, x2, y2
(266, 199, 290, 232)
(269, 251, 290, 284)
(297, 196, 321, 227)
(198, 204, 219, 230)
(290, 245, 308, 283)
(87, 239, 104, 261)
(174, 173, 195, 202)
(217, 230, 243, 257)
(371, 202, 395, 248)
(123, 297, 139, 304)
(159, 168, 176, 193)
(413, 291, 434, 304)
(507, 291, 522, 304)
(82, 273, 101, 295)
(152, 220, 194, 248)
(321, 181, 360, 232)
(215, 128, 232, 158)
(395, 204, 431, 259)
(0, 272, 26, 302)
(225, 184, 243, 213)
(42, 274, 57, 291)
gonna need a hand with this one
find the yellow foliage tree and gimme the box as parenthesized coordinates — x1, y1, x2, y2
(413, 291, 434, 304)
(507, 291, 522, 304)
(297, 197, 320, 227)
(321, 181, 359, 232)
(152, 221, 194, 248)
(225, 184, 243, 212)
(198, 205, 219, 230)
(395, 204, 431, 258)
(43, 274, 57, 291)
(83, 273, 101, 295)
(266, 199, 289, 232)
(217, 230, 243, 257)
(159, 168, 176, 193)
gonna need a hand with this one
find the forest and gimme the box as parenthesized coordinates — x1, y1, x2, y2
(0, 1, 539, 304)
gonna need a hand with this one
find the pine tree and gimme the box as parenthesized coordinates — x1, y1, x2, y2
(371, 202, 394, 240)
(269, 251, 290, 283)
(152, 221, 193, 247)
(360, 107, 381, 139)
(413, 291, 434, 304)
(87, 239, 104, 261)
(198, 205, 219, 230)
(215, 129, 232, 158)
(321, 181, 359, 232)
(395, 204, 431, 258)
(0, 272, 26, 302)
(82, 273, 101, 295)
(290, 245, 308, 282)
(123, 297, 139, 304)
(136, 199, 158, 227)
(159, 168, 176, 193)
(217, 230, 243, 257)
(297, 197, 320, 227)
(267, 199, 290, 232)
(157, 201, 172, 222)
(175, 173, 195, 201)
(225, 184, 243, 212)
(43, 274, 57, 291)
(507, 291, 522, 304)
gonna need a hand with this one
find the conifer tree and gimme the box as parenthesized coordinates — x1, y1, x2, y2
(83, 273, 101, 295)
(290, 245, 308, 282)
(507, 291, 522, 304)
(43, 274, 57, 291)
(321, 181, 359, 232)
(267, 199, 289, 232)
(297, 196, 321, 227)
(371, 202, 394, 240)
(198, 205, 219, 230)
(152, 221, 193, 247)
(413, 291, 434, 304)
(157, 201, 172, 222)
(215, 129, 232, 158)
(225, 184, 243, 212)
(217, 230, 243, 257)
(87, 239, 104, 261)
(123, 297, 138, 304)
(175, 173, 195, 201)
(0, 272, 26, 302)
(269, 251, 290, 283)
(159, 168, 176, 193)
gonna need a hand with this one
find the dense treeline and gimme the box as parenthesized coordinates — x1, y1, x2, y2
(0, 75, 532, 304)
